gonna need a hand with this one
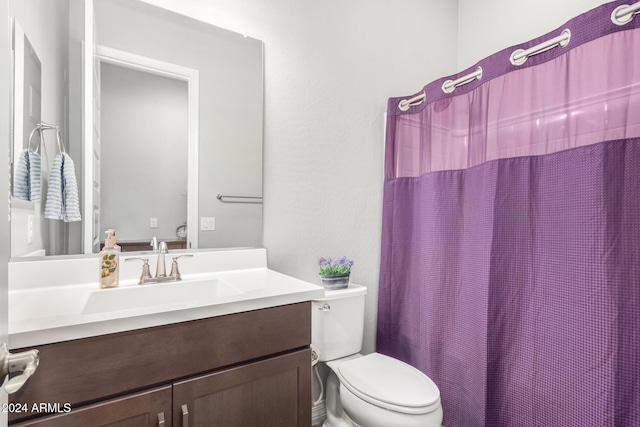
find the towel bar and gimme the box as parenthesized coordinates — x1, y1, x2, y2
(216, 194, 263, 203)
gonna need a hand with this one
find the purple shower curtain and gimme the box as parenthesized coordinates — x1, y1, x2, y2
(377, 2, 640, 426)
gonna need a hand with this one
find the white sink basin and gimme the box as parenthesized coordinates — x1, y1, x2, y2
(9, 250, 326, 349)
(82, 278, 243, 314)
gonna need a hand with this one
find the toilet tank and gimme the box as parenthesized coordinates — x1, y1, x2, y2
(312, 284, 368, 361)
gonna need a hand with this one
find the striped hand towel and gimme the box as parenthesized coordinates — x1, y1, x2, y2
(13, 149, 42, 202)
(44, 153, 81, 222)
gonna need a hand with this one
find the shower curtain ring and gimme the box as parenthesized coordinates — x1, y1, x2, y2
(398, 92, 426, 112)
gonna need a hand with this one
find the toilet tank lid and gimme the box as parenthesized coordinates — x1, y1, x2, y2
(315, 283, 367, 301)
(337, 353, 440, 412)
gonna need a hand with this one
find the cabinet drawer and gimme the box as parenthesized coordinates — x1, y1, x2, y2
(10, 302, 311, 423)
(13, 385, 172, 427)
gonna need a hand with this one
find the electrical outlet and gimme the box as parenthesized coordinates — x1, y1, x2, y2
(200, 217, 215, 231)
(150, 217, 158, 228)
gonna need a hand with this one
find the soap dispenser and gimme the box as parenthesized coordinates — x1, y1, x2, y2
(100, 229, 120, 289)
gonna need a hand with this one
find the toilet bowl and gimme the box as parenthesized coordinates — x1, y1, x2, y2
(313, 284, 443, 427)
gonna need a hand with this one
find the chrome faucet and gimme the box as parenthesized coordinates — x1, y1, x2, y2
(126, 244, 193, 285)
(150, 236, 158, 251)
(156, 241, 168, 277)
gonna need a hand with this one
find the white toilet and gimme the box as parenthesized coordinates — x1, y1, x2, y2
(312, 284, 443, 427)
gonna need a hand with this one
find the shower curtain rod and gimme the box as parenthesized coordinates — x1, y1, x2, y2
(442, 67, 482, 93)
(397, 0, 640, 110)
(398, 66, 483, 110)
(398, 93, 426, 111)
(510, 29, 571, 66)
(612, 1, 640, 25)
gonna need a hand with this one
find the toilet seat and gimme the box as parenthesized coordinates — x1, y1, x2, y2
(335, 353, 440, 415)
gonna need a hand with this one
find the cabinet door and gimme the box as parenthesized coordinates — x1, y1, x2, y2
(13, 386, 172, 427)
(173, 349, 311, 427)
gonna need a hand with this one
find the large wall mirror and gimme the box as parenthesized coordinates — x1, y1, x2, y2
(9, 0, 264, 259)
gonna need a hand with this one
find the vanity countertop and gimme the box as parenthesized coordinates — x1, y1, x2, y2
(8, 249, 325, 349)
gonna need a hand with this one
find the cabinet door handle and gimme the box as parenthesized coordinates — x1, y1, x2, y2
(181, 404, 189, 427)
(157, 412, 165, 426)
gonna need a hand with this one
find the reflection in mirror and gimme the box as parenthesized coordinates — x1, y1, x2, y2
(11, 23, 44, 258)
(9, 0, 264, 259)
(98, 54, 191, 253)
(10, 0, 84, 258)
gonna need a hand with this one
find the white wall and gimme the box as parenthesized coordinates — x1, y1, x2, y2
(131, 0, 609, 355)
(141, 0, 460, 354)
(457, 0, 608, 70)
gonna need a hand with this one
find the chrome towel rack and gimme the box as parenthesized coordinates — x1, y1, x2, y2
(216, 194, 263, 204)
(27, 121, 66, 154)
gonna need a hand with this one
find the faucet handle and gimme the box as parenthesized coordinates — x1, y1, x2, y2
(125, 257, 152, 284)
(169, 255, 194, 281)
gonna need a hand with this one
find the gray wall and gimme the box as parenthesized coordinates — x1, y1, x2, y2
(96, 0, 263, 249)
(100, 63, 188, 243)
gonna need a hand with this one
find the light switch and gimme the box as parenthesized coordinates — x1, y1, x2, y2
(200, 217, 215, 231)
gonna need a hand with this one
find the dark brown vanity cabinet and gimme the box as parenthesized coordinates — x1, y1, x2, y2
(10, 302, 312, 426)
(12, 386, 173, 427)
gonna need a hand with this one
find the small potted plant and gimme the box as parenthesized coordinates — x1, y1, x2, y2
(318, 256, 354, 290)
